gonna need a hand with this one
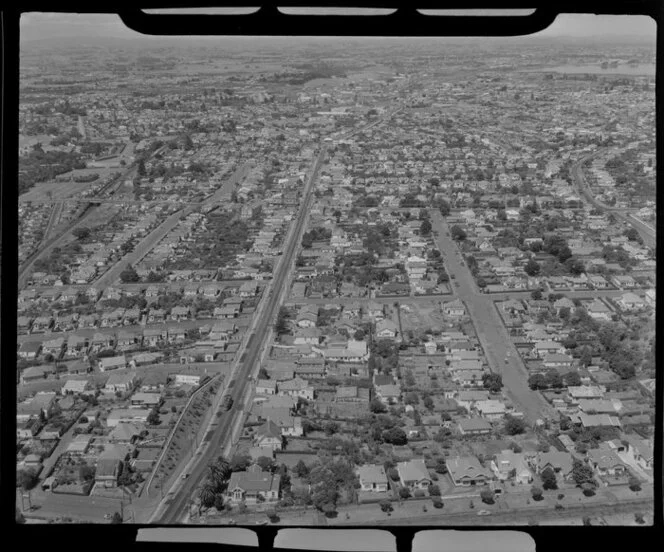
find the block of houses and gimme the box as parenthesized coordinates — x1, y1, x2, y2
(356, 464, 389, 493)
(396, 459, 432, 490)
(447, 456, 492, 486)
(225, 464, 280, 504)
(490, 450, 533, 485)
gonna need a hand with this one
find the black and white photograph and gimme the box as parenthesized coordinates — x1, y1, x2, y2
(12, 7, 657, 531)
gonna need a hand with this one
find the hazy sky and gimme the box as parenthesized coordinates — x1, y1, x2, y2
(20, 11, 656, 42)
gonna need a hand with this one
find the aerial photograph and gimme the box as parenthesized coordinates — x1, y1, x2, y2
(15, 11, 656, 528)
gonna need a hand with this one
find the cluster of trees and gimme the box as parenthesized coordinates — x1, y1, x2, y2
(528, 370, 581, 390)
(18, 147, 86, 195)
(199, 456, 232, 512)
(482, 373, 503, 393)
(302, 227, 332, 248)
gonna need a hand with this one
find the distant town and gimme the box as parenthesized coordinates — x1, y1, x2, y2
(16, 35, 655, 527)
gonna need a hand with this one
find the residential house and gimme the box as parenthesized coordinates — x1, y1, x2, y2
(447, 456, 492, 486)
(356, 464, 390, 493)
(225, 464, 280, 504)
(396, 459, 432, 490)
(490, 450, 533, 485)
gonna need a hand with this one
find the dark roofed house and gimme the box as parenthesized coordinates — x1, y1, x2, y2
(226, 464, 280, 504)
(447, 456, 492, 487)
(95, 458, 121, 488)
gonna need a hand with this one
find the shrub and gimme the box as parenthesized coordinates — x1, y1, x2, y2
(432, 497, 443, 509)
(555, 504, 564, 510)
(379, 499, 393, 513)
(634, 512, 645, 525)
(388, 468, 400, 481)
(428, 484, 441, 496)
(628, 477, 642, 492)
(582, 487, 596, 497)
(398, 487, 411, 499)
(480, 489, 495, 505)
(530, 486, 544, 501)
(414, 489, 425, 498)
(557, 494, 565, 500)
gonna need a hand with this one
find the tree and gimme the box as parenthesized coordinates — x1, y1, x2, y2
(428, 484, 441, 496)
(399, 487, 411, 499)
(628, 476, 642, 492)
(382, 427, 408, 445)
(72, 227, 91, 240)
(541, 467, 558, 490)
(379, 499, 393, 513)
(435, 459, 448, 474)
(503, 415, 527, 435)
(572, 460, 596, 487)
(17, 469, 39, 491)
(530, 486, 544, 501)
(528, 373, 548, 390)
(482, 373, 503, 393)
(370, 398, 387, 414)
(111, 512, 123, 524)
(214, 493, 225, 511)
(531, 289, 543, 300)
(404, 392, 419, 406)
(146, 408, 161, 426)
(120, 265, 140, 283)
(420, 219, 432, 236)
(423, 396, 434, 410)
(230, 454, 252, 472)
(450, 225, 467, 241)
(388, 468, 400, 481)
(293, 459, 309, 479)
(524, 259, 540, 276)
(432, 497, 443, 509)
(256, 456, 275, 472)
(480, 489, 495, 504)
(563, 371, 581, 387)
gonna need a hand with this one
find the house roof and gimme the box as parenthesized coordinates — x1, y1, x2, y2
(357, 464, 388, 485)
(537, 451, 573, 473)
(227, 464, 280, 493)
(397, 459, 430, 483)
(447, 456, 491, 480)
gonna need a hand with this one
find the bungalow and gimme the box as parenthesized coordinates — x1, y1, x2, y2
(89, 332, 114, 353)
(99, 355, 127, 372)
(375, 383, 402, 405)
(253, 420, 283, 451)
(20, 365, 55, 384)
(278, 377, 315, 400)
(256, 379, 277, 395)
(447, 456, 492, 487)
(356, 464, 389, 493)
(588, 275, 609, 289)
(293, 327, 322, 345)
(108, 421, 145, 444)
(18, 341, 42, 360)
(170, 306, 191, 322)
(457, 417, 492, 436)
(542, 353, 574, 370)
(225, 464, 280, 504)
(62, 378, 92, 395)
(65, 334, 88, 358)
(442, 299, 466, 317)
(130, 392, 161, 408)
(143, 328, 162, 347)
(106, 408, 151, 428)
(535, 450, 574, 481)
(587, 445, 629, 478)
(296, 305, 319, 328)
(616, 292, 645, 312)
(376, 319, 399, 340)
(611, 274, 636, 289)
(490, 450, 533, 485)
(104, 372, 136, 393)
(586, 299, 613, 321)
(239, 281, 259, 297)
(396, 459, 432, 490)
(474, 399, 507, 421)
(42, 337, 65, 358)
(532, 341, 566, 358)
(95, 458, 121, 488)
(624, 437, 654, 470)
(335, 386, 370, 403)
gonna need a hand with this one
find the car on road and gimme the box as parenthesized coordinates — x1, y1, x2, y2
(181, 473, 189, 480)
(477, 510, 492, 516)
(255, 520, 268, 525)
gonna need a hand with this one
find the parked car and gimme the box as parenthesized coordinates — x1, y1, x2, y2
(477, 510, 492, 516)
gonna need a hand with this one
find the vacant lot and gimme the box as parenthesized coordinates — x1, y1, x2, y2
(399, 302, 446, 333)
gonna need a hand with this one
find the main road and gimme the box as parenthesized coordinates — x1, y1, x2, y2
(430, 210, 557, 424)
(570, 151, 655, 248)
(153, 146, 327, 524)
